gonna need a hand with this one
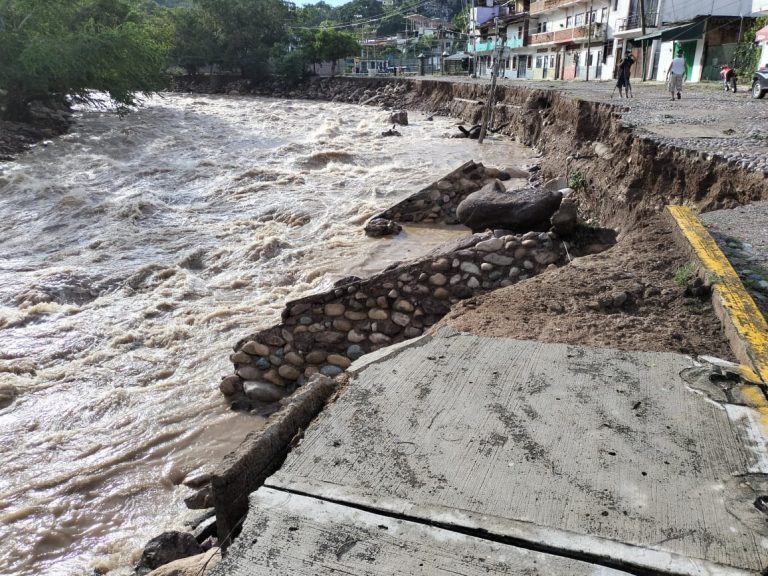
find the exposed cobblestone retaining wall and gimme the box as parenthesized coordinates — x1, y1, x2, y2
(218, 76, 766, 410)
(371, 160, 505, 226)
(221, 228, 569, 411)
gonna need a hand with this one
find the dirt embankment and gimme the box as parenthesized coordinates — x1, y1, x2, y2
(435, 215, 733, 359)
(289, 77, 768, 358)
(291, 77, 767, 233)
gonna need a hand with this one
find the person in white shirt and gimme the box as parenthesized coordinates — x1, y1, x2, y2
(665, 49, 688, 100)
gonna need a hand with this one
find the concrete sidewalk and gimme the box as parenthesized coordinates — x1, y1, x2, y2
(213, 329, 768, 575)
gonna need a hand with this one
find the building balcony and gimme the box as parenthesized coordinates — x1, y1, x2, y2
(614, 12, 658, 38)
(527, 31, 555, 45)
(530, 0, 589, 16)
(467, 39, 498, 53)
(467, 36, 525, 53)
(528, 23, 604, 46)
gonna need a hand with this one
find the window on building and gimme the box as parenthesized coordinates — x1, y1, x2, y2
(550, 55, 555, 67)
(512, 55, 517, 68)
(517, 25, 523, 38)
(600, 8, 607, 22)
(566, 16, 573, 27)
(527, 55, 532, 68)
(574, 13, 584, 26)
(536, 55, 544, 68)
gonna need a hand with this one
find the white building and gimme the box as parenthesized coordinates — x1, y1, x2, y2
(527, 0, 611, 81)
(624, 0, 754, 82)
(463, 0, 758, 82)
(755, 0, 768, 69)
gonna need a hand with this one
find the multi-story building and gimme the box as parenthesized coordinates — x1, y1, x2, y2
(465, 0, 756, 82)
(526, 0, 611, 80)
(467, 0, 610, 80)
(639, 0, 754, 82)
(755, 0, 768, 69)
(467, 0, 529, 77)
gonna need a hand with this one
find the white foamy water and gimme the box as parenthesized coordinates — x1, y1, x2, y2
(0, 94, 529, 575)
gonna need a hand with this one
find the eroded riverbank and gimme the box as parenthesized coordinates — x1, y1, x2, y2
(5, 76, 766, 575)
(0, 94, 529, 576)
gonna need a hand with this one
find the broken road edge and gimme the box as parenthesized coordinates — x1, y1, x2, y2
(665, 205, 768, 386)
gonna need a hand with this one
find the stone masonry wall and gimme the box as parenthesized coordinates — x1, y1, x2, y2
(220, 229, 568, 412)
(371, 160, 513, 226)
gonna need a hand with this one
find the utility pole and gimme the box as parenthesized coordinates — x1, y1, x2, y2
(639, 0, 647, 80)
(479, 18, 504, 144)
(585, 0, 593, 81)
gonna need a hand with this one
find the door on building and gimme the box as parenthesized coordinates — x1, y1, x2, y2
(517, 56, 527, 78)
(628, 46, 644, 78)
(673, 41, 696, 81)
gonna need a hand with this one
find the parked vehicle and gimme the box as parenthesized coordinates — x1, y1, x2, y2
(753, 67, 768, 99)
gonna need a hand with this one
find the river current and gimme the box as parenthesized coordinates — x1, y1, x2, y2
(0, 94, 528, 575)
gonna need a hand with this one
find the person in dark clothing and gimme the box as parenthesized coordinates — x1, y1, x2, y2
(616, 51, 635, 98)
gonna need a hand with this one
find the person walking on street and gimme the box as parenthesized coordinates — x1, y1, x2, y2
(616, 50, 635, 98)
(665, 49, 688, 100)
(720, 64, 737, 92)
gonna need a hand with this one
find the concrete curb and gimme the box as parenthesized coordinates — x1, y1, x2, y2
(210, 374, 337, 548)
(665, 205, 768, 384)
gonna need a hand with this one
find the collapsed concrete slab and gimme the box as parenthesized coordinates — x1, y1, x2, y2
(212, 487, 634, 575)
(253, 329, 768, 575)
(210, 374, 337, 546)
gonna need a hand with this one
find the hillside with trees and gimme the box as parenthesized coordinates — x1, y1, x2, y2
(0, 0, 470, 122)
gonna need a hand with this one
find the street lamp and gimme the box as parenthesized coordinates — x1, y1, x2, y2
(442, 50, 449, 74)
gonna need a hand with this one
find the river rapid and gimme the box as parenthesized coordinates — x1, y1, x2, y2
(0, 94, 529, 575)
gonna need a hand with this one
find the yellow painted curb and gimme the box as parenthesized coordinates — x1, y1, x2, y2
(666, 206, 768, 384)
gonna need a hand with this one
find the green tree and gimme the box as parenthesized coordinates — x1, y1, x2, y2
(734, 16, 768, 82)
(313, 25, 359, 76)
(295, 1, 334, 28)
(451, 10, 468, 34)
(0, 0, 173, 121)
(376, 12, 404, 37)
(195, 0, 290, 80)
(331, 0, 381, 25)
(169, 6, 220, 74)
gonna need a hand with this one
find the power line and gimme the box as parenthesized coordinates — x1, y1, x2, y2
(289, 0, 441, 31)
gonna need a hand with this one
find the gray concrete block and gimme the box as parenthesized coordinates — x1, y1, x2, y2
(212, 487, 633, 575)
(267, 330, 768, 574)
(211, 374, 336, 547)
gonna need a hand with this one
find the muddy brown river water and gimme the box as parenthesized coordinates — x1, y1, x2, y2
(0, 94, 530, 575)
